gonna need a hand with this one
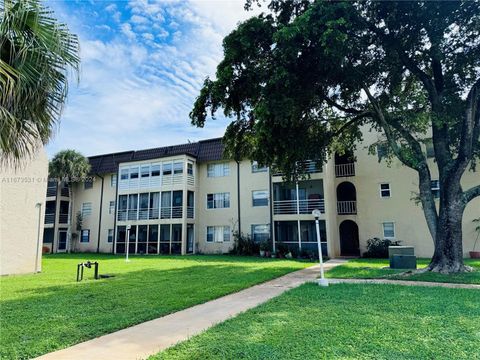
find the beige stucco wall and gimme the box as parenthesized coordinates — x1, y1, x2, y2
(72, 173, 117, 253)
(0, 148, 48, 275)
(347, 128, 480, 258)
(196, 160, 239, 254)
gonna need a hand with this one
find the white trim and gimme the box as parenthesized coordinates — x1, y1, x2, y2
(379, 182, 391, 198)
(382, 221, 396, 239)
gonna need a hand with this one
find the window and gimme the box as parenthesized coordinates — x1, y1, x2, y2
(252, 161, 267, 173)
(207, 162, 230, 177)
(206, 226, 230, 243)
(377, 142, 388, 161)
(382, 222, 395, 238)
(252, 224, 270, 242)
(425, 139, 435, 158)
(380, 183, 391, 198)
(111, 174, 117, 187)
(141, 165, 150, 178)
(120, 168, 129, 180)
(109, 201, 115, 214)
(81, 202, 92, 217)
(252, 190, 269, 206)
(81, 229, 90, 243)
(130, 167, 139, 179)
(84, 179, 93, 190)
(107, 229, 113, 243)
(163, 162, 172, 175)
(431, 180, 440, 199)
(207, 192, 230, 209)
(173, 162, 183, 174)
(151, 164, 160, 177)
(187, 163, 193, 175)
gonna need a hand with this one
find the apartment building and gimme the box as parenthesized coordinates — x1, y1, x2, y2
(1, 147, 48, 275)
(42, 131, 480, 258)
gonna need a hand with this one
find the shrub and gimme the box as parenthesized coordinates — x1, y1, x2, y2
(363, 237, 401, 258)
(230, 232, 259, 256)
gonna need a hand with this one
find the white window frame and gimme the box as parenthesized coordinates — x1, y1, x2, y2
(207, 162, 230, 177)
(81, 229, 90, 243)
(107, 229, 114, 243)
(111, 174, 117, 187)
(252, 161, 268, 173)
(379, 183, 391, 198)
(206, 226, 231, 243)
(120, 168, 129, 180)
(252, 190, 269, 206)
(251, 224, 270, 242)
(109, 201, 115, 214)
(81, 202, 92, 217)
(206, 192, 230, 209)
(431, 180, 440, 199)
(382, 222, 395, 239)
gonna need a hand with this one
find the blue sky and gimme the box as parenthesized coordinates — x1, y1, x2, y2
(45, 0, 260, 157)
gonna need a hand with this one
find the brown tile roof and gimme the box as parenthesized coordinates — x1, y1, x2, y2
(88, 138, 224, 174)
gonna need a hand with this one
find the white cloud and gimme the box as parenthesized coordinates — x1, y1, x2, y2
(47, 0, 262, 157)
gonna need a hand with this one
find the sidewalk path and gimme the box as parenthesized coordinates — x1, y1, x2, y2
(329, 278, 480, 289)
(36, 259, 346, 360)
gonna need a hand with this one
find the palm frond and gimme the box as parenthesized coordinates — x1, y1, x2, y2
(0, 0, 80, 164)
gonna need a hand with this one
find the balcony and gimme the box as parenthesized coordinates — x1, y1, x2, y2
(59, 213, 69, 224)
(46, 186, 57, 197)
(44, 213, 55, 224)
(337, 201, 357, 215)
(187, 206, 194, 219)
(272, 160, 322, 176)
(273, 199, 325, 215)
(118, 206, 183, 221)
(335, 163, 355, 177)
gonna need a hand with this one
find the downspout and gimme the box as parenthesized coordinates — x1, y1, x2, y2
(268, 168, 274, 252)
(112, 167, 119, 254)
(96, 174, 105, 253)
(236, 160, 241, 234)
(51, 181, 59, 254)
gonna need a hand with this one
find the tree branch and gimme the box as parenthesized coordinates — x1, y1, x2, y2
(322, 96, 364, 115)
(464, 184, 480, 204)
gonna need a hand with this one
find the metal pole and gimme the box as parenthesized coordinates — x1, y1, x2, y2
(313, 210, 328, 286)
(126, 225, 131, 262)
(296, 182, 302, 251)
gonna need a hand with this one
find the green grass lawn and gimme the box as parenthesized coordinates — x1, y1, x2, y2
(0, 254, 311, 359)
(153, 283, 480, 360)
(326, 258, 480, 284)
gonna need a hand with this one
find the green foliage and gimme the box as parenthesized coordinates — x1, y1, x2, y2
(0, 0, 79, 162)
(75, 211, 82, 232)
(191, 0, 480, 185)
(154, 282, 480, 359)
(363, 237, 401, 258)
(0, 254, 309, 359)
(230, 231, 260, 255)
(49, 149, 91, 183)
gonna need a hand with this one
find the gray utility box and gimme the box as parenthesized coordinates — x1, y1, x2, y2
(389, 246, 416, 269)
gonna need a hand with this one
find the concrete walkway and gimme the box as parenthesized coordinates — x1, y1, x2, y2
(329, 278, 480, 289)
(36, 259, 346, 360)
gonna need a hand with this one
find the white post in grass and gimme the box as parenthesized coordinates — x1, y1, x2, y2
(126, 225, 131, 262)
(312, 209, 328, 287)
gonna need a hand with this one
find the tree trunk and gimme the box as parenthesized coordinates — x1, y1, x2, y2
(427, 181, 468, 273)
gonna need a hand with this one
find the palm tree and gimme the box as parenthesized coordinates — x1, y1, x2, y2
(49, 150, 90, 252)
(0, 0, 79, 162)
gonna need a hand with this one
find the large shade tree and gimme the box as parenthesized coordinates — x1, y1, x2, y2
(49, 150, 90, 252)
(191, 0, 480, 273)
(0, 0, 79, 162)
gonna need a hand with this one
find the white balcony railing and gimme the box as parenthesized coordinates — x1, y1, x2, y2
(118, 206, 183, 221)
(58, 213, 69, 224)
(44, 213, 55, 224)
(273, 199, 325, 215)
(335, 163, 355, 177)
(337, 201, 357, 215)
(187, 206, 194, 219)
(272, 160, 322, 176)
